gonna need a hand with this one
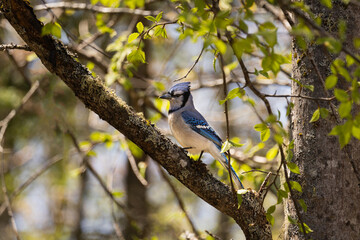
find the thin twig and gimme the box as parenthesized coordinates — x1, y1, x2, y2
(66, 130, 131, 219)
(158, 166, 200, 238)
(0, 154, 63, 216)
(174, 45, 206, 82)
(119, 135, 148, 186)
(34, 2, 159, 16)
(205, 230, 222, 240)
(38, 0, 111, 59)
(279, 147, 308, 238)
(258, 172, 272, 200)
(1, 153, 21, 240)
(218, 50, 236, 192)
(0, 81, 39, 151)
(111, 206, 126, 240)
(0, 81, 39, 240)
(5, 50, 32, 86)
(77, 16, 120, 50)
(283, 2, 360, 64)
(255, 0, 292, 31)
(264, 93, 335, 101)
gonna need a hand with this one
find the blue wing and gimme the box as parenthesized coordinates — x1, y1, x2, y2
(181, 110, 223, 147)
(181, 110, 245, 189)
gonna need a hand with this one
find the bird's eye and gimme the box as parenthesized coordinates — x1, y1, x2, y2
(170, 92, 182, 97)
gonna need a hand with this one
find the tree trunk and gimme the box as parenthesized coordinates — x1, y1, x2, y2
(286, 1, 360, 239)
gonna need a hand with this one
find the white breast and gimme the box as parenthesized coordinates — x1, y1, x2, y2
(168, 112, 213, 155)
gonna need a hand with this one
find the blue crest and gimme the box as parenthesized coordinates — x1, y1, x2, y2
(169, 82, 191, 94)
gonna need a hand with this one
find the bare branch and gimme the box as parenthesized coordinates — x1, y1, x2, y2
(66, 130, 131, 218)
(159, 166, 200, 238)
(281, 1, 360, 64)
(0, 43, 31, 51)
(174, 45, 205, 82)
(279, 147, 308, 238)
(264, 93, 335, 101)
(218, 49, 236, 193)
(255, 0, 292, 31)
(33, 2, 159, 16)
(0, 81, 39, 240)
(0, 154, 63, 216)
(120, 135, 148, 186)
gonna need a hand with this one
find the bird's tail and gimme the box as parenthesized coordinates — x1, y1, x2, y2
(209, 145, 244, 190)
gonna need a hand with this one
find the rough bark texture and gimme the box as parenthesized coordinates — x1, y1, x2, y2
(0, 0, 271, 239)
(287, 1, 360, 239)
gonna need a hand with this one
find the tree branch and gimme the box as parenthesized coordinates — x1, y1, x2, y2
(33, 2, 159, 16)
(1, 1, 271, 238)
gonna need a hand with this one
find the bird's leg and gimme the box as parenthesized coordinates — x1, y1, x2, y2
(198, 151, 204, 161)
(182, 147, 193, 150)
(181, 147, 192, 154)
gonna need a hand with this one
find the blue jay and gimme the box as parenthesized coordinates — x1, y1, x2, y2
(160, 82, 244, 189)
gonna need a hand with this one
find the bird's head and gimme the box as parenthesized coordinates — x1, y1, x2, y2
(160, 82, 192, 113)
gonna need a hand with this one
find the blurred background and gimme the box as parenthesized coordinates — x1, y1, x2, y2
(0, 0, 292, 239)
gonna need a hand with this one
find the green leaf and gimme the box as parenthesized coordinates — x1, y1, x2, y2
(329, 121, 352, 147)
(309, 108, 320, 123)
(300, 223, 314, 234)
(325, 75, 337, 89)
(127, 49, 146, 64)
(261, 128, 271, 142)
(155, 11, 163, 22)
(237, 189, 248, 207)
(232, 38, 252, 58)
(219, 88, 245, 104)
(266, 145, 279, 160)
(320, 108, 329, 119)
(277, 189, 288, 204)
(87, 150, 97, 157)
(42, 22, 62, 38)
(352, 125, 360, 139)
(136, 22, 144, 33)
(214, 39, 227, 54)
(334, 88, 349, 102)
(220, 140, 231, 153)
(267, 205, 276, 214)
(304, 85, 314, 92)
(254, 123, 267, 132)
(258, 22, 277, 47)
(298, 199, 307, 212)
(287, 162, 300, 174)
(112, 191, 124, 198)
(238, 19, 248, 33)
(266, 213, 275, 226)
(128, 32, 139, 43)
(346, 54, 355, 67)
(338, 101, 352, 118)
(274, 134, 284, 145)
(287, 216, 297, 225)
(320, 0, 332, 8)
(229, 140, 244, 148)
(290, 181, 302, 192)
(145, 16, 156, 22)
(154, 26, 168, 38)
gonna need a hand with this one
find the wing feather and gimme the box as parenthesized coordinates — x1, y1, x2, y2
(181, 111, 223, 147)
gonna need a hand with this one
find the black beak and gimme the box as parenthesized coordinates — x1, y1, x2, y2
(160, 93, 172, 100)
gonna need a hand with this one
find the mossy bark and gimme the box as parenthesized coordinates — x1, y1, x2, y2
(287, 1, 360, 239)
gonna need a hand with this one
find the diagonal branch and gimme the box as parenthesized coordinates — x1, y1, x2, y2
(0, 1, 271, 239)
